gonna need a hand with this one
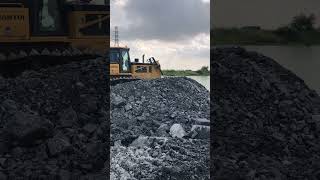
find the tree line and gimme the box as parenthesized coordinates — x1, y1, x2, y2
(162, 66, 210, 76)
(212, 13, 320, 45)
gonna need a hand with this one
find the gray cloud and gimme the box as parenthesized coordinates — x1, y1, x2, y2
(117, 0, 210, 41)
(212, 0, 320, 29)
(110, 0, 210, 70)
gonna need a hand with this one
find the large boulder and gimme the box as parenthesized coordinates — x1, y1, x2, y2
(190, 125, 210, 139)
(110, 93, 126, 108)
(169, 124, 186, 138)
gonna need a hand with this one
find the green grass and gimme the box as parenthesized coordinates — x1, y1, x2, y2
(162, 70, 209, 76)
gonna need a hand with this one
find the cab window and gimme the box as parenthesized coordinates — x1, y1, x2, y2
(39, 0, 61, 32)
(110, 50, 120, 63)
(121, 50, 130, 71)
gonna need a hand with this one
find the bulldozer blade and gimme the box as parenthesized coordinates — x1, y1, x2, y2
(51, 49, 61, 56)
(30, 49, 40, 56)
(18, 51, 28, 58)
(71, 48, 82, 56)
(41, 48, 51, 56)
(62, 49, 72, 56)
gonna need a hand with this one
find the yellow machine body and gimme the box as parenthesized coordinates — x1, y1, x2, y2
(110, 47, 162, 80)
(131, 63, 161, 79)
(0, 6, 29, 39)
(67, 10, 109, 52)
(0, 1, 109, 56)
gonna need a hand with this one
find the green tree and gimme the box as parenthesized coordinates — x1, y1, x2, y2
(196, 66, 210, 75)
(290, 13, 316, 32)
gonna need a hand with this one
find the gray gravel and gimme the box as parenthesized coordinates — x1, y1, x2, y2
(211, 47, 320, 179)
(0, 57, 210, 179)
(111, 77, 210, 179)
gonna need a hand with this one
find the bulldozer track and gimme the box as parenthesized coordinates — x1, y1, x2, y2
(0, 47, 104, 78)
(110, 76, 141, 86)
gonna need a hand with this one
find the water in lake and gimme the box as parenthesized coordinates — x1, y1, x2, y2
(244, 46, 320, 94)
(187, 76, 210, 90)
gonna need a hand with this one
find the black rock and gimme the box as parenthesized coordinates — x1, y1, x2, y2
(111, 93, 126, 108)
(1, 99, 17, 114)
(0, 158, 6, 167)
(0, 142, 8, 155)
(83, 123, 98, 134)
(0, 172, 7, 180)
(59, 107, 78, 127)
(11, 147, 23, 158)
(59, 169, 70, 180)
(47, 135, 71, 156)
(4, 111, 53, 143)
(0, 58, 109, 178)
(211, 47, 320, 179)
(80, 96, 99, 113)
(121, 136, 139, 147)
(190, 125, 210, 139)
(36, 144, 48, 160)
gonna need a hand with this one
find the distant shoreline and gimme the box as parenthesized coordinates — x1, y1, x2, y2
(162, 70, 210, 76)
(212, 29, 320, 46)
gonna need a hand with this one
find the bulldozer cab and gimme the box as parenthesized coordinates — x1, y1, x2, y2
(110, 47, 131, 73)
(109, 46, 162, 80)
(0, 0, 109, 77)
(30, 0, 109, 36)
(0, 0, 109, 37)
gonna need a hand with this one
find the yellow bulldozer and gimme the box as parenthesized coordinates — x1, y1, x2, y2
(109, 26, 162, 83)
(0, 0, 162, 81)
(0, 0, 109, 76)
(109, 46, 162, 82)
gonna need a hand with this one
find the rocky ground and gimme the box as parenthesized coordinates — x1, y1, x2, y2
(0, 58, 109, 179)
(211, 47, 320, 179)
(110, 77, 210, 179)
(0, 58, 210, 179)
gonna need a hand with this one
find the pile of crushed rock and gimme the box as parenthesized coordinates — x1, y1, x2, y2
(110, 77, 210, 179)
(211, 47, 320, 179)
(0, 58, 109, 179)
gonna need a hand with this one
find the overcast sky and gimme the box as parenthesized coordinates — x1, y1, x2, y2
(212, 0, 320, 29)
(111, 0, 210, 70)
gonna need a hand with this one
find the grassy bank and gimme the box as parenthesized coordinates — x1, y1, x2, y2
(212, 28, 320, 46)
(162, 66, 210, 76)
(212, 28, 283, 45)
